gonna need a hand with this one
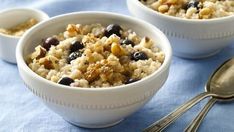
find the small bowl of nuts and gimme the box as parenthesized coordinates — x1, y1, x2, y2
(127, 0, 234, 58)
(16, 11, 172, 128)
(0, 8, 49, 63)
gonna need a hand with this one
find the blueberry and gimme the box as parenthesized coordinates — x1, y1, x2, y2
(104, 24, 122, 37)
(121, 39, 135, 47)
(125, 78, 139, 84)
(67, 51, 82, 64)
(58, 77, 74, 86)
(131, 51, 148, 61)
(42, 37, 59, 51)
(184, 0, 200, 10)
(70, 40, 84, 53)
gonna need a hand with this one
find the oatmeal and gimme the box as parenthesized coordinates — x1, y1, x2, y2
(0, 18, 38, 37)
(27, 23, 164, 88)
(140, 0, 234, 19)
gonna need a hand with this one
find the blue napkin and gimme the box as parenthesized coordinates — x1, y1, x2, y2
(0, 0, 234, 131)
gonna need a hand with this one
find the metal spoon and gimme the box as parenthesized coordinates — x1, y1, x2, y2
(184, 58, 234, 132)
(144, 58, 234, 132)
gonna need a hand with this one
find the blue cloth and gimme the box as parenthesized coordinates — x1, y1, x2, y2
(1, 0, 234, 131)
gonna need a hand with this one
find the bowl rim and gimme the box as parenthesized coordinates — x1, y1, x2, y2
(131, 0, 234, 23)
(16, 11, 172, 92)
(0, 7, 49, 39)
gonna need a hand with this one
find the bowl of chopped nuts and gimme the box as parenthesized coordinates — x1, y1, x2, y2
(0, 8, 49, 63)
(127, 0, 234, 58)
(16, 11, 172, 128)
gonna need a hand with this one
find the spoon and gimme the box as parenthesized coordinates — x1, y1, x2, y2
(184, 58, 234, 132)
(144, 58, 234, 132)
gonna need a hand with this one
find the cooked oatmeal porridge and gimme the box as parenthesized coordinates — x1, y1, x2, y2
(0, 18, 38, 37)
(140, 0, 234, 19)
(27, 23, 164, 88)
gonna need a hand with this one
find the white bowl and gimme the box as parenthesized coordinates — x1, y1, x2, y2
(16, 11, 172, 128)
(127, 0, 234, 58)
(0, 8, 49, 63)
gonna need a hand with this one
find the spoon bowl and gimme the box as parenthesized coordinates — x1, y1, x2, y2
(206, 58, 234, 96)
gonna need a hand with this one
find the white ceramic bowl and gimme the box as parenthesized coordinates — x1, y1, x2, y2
(16, 11, 172, 128)
(0, 8, 49, 63)
(127, 0, 234, 58)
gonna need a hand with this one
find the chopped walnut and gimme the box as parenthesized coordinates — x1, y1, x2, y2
(39, 55, 59, 69)
(84, 63, 101, 82)
(31, 45, 47, 60)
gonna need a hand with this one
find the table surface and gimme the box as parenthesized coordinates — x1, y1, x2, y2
(1, 0, 234, 132)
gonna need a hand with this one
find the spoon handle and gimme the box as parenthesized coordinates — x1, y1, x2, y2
(143, 92, 212, 132)
(184, 98, 217, 132)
